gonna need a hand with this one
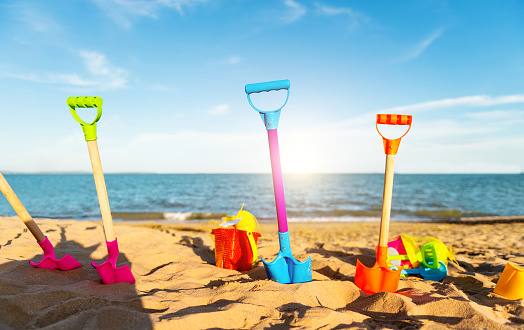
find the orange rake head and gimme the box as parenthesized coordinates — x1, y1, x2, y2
(376, 114, 412, 155)
(355, 245, 401, 294)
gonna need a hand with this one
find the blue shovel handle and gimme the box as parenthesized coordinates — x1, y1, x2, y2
(245, 79, 290, 94)
(245, 79, 290, 130)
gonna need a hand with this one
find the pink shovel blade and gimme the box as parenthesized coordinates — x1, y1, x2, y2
(29, 236, 82, 271)
(92, 238, 135, 284)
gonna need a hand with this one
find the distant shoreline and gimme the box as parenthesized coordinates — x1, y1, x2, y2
(2, 172, 524, 175)
(18, 213, 524, 225)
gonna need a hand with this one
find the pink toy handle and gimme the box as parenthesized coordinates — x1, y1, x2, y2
(267, 129, 288, 233)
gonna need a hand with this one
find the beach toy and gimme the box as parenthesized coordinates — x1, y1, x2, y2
(494, 262, 524, 300)
(401, 261, 448, 281)
(227, 203, 261, 262)
(387, 235, 419, 268)
(388, 235, 458, 269)
(211, 229, 261, 270)
(245, 79, 312, 284)
(388, 235, 457, 281)
(211, 205, 262, 271)
(68, 96, 135, 284)
(0, 172, 81, 270)
(355, 114, 412, 294)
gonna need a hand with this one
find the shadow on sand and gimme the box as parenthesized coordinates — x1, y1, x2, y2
(0, 224, 154, 329)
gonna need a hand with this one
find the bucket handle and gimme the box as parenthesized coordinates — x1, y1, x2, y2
(246, 232, 258, 264)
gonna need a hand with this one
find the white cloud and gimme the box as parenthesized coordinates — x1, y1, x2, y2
(6, 72, 97, 87)
(149, 84, 177, 92)
(332, 94, 524, 174)
(79, 50, 128, 89)
(333, 94, 524, 130)
(159, 0, 206, 14)
(90, 0, 207, 29)
(221, 56, 242, 66)
(381, 94, 524, 114)
(402, 29, 443, 61)
(283, 0, 306, 23)
(90, 0, 156, 29)
(315, 3, 370, 30)
(12, 2, 61, 33)
(5, 73, 40, 83)
(463, 109, 524, 121)
(48, 73, 98, 86)
(207, 104, 230, 116)
(6, 50, 128, 90)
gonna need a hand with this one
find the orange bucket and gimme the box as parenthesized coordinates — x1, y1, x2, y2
(211, 228, 261, 271)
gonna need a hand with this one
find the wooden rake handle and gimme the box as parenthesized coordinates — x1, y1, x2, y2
(0, 172, 46, 242)
(86, 140, 115, 242)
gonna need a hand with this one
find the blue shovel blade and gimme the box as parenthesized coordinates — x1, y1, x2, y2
(400, 261, 447, 282)
(263, 255, 312, 284)
(262, 232, 312, 284)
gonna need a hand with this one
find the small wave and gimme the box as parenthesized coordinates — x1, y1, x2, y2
(164, 212, 227, 221)
(112, 212, 166, 220)
(103, 209, 502, 222)
(287, 209, 380, 218)
(164, 212, 193, 221)
(288, 217, 380, 223)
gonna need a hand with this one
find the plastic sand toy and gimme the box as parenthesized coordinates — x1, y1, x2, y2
(388, 235, 458, 281)
(211, 205, 261, 271)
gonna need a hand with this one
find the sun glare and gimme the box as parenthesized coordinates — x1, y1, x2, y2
(282, 148, 319, 174)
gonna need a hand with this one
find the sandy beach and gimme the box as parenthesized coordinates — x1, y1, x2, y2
(1, 216, 523, 329)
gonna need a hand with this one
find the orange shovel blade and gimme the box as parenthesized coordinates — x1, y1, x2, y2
(354, 246, 401, 294)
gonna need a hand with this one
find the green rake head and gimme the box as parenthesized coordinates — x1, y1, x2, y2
(418, 243, 439, 269)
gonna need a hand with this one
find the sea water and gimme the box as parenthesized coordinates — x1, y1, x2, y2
(0, 174, 523, 222)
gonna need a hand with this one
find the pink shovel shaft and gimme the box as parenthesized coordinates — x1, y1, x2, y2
(267, 129, 288, 233)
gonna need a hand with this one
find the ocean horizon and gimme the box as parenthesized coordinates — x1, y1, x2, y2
(1, 173, 523, 223)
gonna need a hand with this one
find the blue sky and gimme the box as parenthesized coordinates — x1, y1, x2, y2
(0, 0, 523, 174)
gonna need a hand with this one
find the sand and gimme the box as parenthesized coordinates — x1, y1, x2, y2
(1, 216, 524, 329)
